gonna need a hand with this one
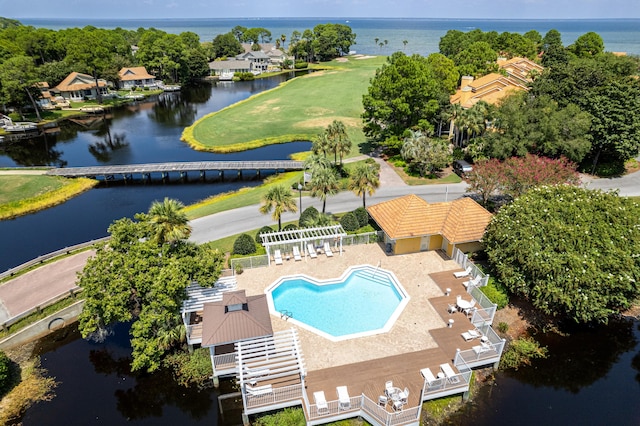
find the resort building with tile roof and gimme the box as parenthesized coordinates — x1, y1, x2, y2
(450, 57, 543, 109)
(367, 194, 492, 256)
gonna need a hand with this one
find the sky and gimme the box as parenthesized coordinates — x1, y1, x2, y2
(1, 0, 639, 20)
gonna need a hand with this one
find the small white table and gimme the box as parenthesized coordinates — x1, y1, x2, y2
(456, 299, 472, 311)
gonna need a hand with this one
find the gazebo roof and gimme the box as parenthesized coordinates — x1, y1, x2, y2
(201, 290, 273, 347)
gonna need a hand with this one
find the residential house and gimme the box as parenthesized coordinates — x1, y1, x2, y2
(236, 50, 270, 73)
(53, 72, 108, 101)
(34, 82, 54, 109)
(367, 194, 492, 256)
(208, 59, 252, 78)
(118, 67, 156, 89)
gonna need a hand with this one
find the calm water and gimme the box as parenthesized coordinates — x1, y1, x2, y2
(7, 17, 640, 426)
(0, 77, 311, 272)
(21, 18, 640, 56)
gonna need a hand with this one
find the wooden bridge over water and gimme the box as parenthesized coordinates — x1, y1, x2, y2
(45, 160, 305, 182)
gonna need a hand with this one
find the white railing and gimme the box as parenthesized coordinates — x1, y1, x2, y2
(230, 254, 269, 271)
(186, 323, 202, 344)
(1, 287, 83, 330)
(307, 395, 362, 421)
(467, 284, 497, 325)
(452, 248, 488, 286)
(213, 352, 237, 369)
(360, 394, 421, 426)
(422, 370, 472, 398)
(341, 231, 380, 246)
(245, 383, 303, 409)
(453, 327, 506, 368)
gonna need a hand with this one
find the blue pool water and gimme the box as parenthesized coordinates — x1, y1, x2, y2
(269, 266, 407, 339)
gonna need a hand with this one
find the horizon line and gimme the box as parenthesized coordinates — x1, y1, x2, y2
(14, 16, 640, 21)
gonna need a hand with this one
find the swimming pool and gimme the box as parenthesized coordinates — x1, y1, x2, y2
(266, 265, 409, 341)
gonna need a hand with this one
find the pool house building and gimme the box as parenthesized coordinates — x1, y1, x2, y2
(182, 219, 505, 425)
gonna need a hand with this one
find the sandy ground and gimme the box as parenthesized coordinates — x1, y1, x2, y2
(236, 244, 459, 372)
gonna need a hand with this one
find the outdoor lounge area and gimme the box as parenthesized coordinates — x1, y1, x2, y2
(207, 242, 505, 425)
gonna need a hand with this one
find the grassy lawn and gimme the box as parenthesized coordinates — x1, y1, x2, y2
(184, 171, 303, 219)
(182, 56, 386, 154)
(0, 175, 97, 220)
(387, 162, 463, 185)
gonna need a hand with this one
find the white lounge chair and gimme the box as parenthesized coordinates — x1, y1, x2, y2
(461, 329, 481, 341)
(307, 243, 318, 259)
(246, 384, 272, 396)
(421, 368, 436, 383)
(323, 242, 333, 257)
(337, 386, 351, 410)
(274, 249, 283, 265)
(292, 246, 302, 261)
(314, 391, 329, 414)
(463, 275, 481, 288)
(453, 266, 472, 278)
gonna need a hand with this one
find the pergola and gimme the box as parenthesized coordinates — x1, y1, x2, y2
(260, 225, 347, 265)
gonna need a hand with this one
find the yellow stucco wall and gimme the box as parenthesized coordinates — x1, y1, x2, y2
(429, 235, 443, 250)
(394, 237, 421, 255)
(455, 241, 484, 254)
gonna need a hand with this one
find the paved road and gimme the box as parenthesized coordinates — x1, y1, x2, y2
(2, 155, 639, 328)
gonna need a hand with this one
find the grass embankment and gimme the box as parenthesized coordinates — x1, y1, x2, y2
(182, 56, 385, 153)
(0, 175, 97, 220)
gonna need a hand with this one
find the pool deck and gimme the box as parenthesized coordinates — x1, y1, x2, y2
(236, 244, 459, 372)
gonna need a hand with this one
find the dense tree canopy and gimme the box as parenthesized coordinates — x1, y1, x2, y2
(484, 185, 640, 324)
(362, 52, 445, 143)
(78, 210, 225, 372)
(211, 32, 243, 59)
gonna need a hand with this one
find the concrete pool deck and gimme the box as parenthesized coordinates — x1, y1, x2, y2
(235, 243, 460, 372)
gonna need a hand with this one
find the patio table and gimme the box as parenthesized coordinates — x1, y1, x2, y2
(456, 299, 472, 311)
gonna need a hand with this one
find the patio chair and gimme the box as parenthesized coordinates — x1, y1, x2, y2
(292, 246, 302, 261)
(378, 395, 388, 407)
(464, 300, 477, 317)
(337, 386, 351, 410)
(307, 243, 318, 259)
(314, 391, 329, 414)
(392, 400, 403, 411)
(463, 275, 481, 288)
(447, 303, 457, 314)
(274, 249, 283, 265)
(400, 387, 409, 403)
(384, 380, 394, 397)
(421, 368, 436, 383)
(453, 266, 472, 278)
(323, 242, 334, 257)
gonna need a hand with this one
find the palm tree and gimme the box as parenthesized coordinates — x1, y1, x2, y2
(280, 34, 286, 48)
(403, 40, 408, 51)
(147, 197, 191, 245)
(312, 132, 332, 158)
(259, 185, 297, 230)
(326, 120, 351, 165)
(348, 163, 380, 208)
(304, 153, 332, 174)
(444, 103, 464, 144)
(309, 166, 340, 213)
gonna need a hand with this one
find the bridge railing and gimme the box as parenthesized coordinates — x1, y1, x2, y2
(2, 287, 84, 331)
(0, 237, 109, 281)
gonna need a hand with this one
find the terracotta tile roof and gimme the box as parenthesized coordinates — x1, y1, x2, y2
(201, 290, 273, 347)
(118, 67, 155, 81)
(54, 72, 107, 92)
(367, 194, 492, 243)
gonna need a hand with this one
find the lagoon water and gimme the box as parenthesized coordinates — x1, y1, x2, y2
(21, 17, 640, 56)
(6, 17, 640, 426)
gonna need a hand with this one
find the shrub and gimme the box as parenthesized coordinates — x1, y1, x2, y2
(163, 348, 214, 389)
(282, 223, 298, 232)
(500, 337, 548, 370)
(353, 207, 369, 228)
(235, 263, 244, 275)
(340, 212, 359, 232)
(255, 226, 273, 245)
(497, 322, 509, 334)
(479, 278, 509, 309)
(234, 72, 255, 81)
(0, 351, 11, 395)
(253, 407, 305, 426)
(357, 224, 376, 234)
(299, 206, 319, 228)
(232, 233, 257, 255)
(294, 61, 308, 69)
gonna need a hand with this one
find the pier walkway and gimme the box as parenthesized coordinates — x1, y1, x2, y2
(45, 160, 305, 179)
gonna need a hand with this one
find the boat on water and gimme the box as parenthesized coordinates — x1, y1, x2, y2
(162, 85, 181, 92)
(79, 106, 105, 114)
(219, 71, 234, 81)
(124, 93, 145, 100)
(0, 114, 38, 133)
